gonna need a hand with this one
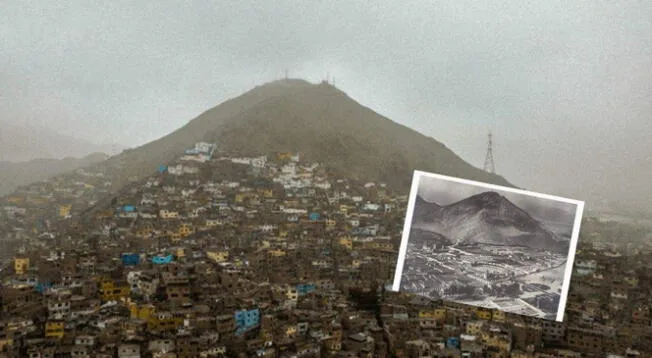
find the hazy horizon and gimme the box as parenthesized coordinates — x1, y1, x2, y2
(2, 1, 651, 214)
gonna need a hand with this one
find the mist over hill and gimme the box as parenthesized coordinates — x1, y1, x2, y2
(96, 79, 512, 192)
(0, 120, 121, 162)
(0, 153, 110, 196)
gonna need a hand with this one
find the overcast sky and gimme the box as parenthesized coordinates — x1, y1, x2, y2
(1, 1, 650, 213)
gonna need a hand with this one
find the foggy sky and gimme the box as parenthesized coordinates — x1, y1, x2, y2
(1, 1, 651, 213)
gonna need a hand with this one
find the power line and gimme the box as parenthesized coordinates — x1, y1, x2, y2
(483, 131, 496, 174)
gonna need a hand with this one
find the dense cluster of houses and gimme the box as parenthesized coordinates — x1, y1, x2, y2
(0, 142, 650, 357)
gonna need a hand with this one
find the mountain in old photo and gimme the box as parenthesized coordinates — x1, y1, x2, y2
(412, 191, 568, 253)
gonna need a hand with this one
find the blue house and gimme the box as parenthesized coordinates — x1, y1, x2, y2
(122, 205, 135, 212)
(235, 308, 260, 335)
(152, 255, 173, 265)
(35, 282, 52, 293)
(121, 253, 140, 266)
(309, 212, 320, 221)
(446, 337, 460, 349)
(297, 284, 316, 296)
(157, 165, 167, 173)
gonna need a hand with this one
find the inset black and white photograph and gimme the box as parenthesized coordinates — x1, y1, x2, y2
(393, 170, 585, 322)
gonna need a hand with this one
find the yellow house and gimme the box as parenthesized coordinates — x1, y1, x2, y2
(178, 223, 193, 238)
(258, 189, 274, 198)
(476, 308, 493, 320)
(6, 196, 23, 204)
(14, 257, 29, 275)
(99, 279, 130, 301)
(170, 233, 182, 242)
(206, 251, 229, 263)
(418, 308, 446, 321)
(285, 325, 297, 337)
(268, 249, 286, 257)
(45, 321, 65, 339)
(58, 205, 72, 217)
(352, 260, 362, 268)
(492, 310, 506, 322)
(466, 321, 485, 335)
(279, 230, 289, 238)
(147, 312, 184, 331)
(130, 303, 156, 320)
(277, 152, 293, 160)
(338, 238, 353, 250)
(326, 219, 336, 227)
(481, 332, 511, 352)
(339, 205, 349, 214)
(176, 248, 185, 258)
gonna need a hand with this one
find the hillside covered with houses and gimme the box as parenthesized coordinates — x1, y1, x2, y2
(0, 141, 650, 357)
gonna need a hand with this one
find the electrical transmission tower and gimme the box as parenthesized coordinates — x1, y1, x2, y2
(483, 131, 496, 174)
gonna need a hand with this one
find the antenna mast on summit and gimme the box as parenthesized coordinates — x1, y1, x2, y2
(483, 131, 496, 174)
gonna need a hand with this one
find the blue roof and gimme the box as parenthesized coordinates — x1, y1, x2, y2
(152, 255, 173, 264)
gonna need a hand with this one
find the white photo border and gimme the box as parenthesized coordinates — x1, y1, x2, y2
(391, 170, 585, 322)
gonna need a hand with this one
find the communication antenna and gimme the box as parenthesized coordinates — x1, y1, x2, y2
(483, 131, 496, 174)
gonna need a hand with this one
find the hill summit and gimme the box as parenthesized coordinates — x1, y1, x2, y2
(101, 79, 512, 191)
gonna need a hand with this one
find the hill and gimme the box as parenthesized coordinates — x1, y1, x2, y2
(0, 153, 110, 196)
(412, 192, 568, 253)
(96, 79, 512, 192)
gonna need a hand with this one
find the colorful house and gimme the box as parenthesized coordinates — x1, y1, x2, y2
(177, 223, 193, 238)
(45, 321, 65, 339)
(58, 205, 72, 218)
(235, 309, 261, 335)
(35, 282, 52, 294)
(152, 255, 173, 265)
(297, 284, 316, 296)
(121, 253, 140, 266)
(309, 212, 320, 221)
(122, 205, 136, 212)
(446, 337, 460, 349)
(476, 307, 493, 320)
(98, 278, 131, 302)
(14, 257, 29, 275)
(129, 303, 156, 320)
(338, 238, 353, 250)
(206, 251, 229, 263)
